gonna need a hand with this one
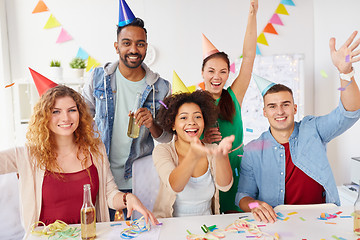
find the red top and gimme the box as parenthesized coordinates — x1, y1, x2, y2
(39, 157, 99, 225)
(283, 142, 325, 204)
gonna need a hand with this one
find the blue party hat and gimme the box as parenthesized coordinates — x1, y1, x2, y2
(252, 74, 276, 96)
(118, 0, 136, 27)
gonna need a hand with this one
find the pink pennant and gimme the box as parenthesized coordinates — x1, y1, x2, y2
(56, 28, 72, 43)
(269, 14, 284, 26)
(230, 62, 235, 73)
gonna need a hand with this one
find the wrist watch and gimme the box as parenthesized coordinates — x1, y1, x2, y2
(339, 67, 355, 81)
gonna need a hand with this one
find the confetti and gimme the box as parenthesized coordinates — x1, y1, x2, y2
(325, 222, 337, 225)
(246, 128, 254, 133)
(229, 143, 244, 153)
(332, 235, 341, 240)
(299, 217, 306, 221)
(235, 168, 239, 177)
(248, 202, 259, 209)
(283, 217, 290, 221)
(5, 83, 15, 88)
(338, 80, 352, 91)
(288, 212, 298, 215)
(110, 223, 122, 227)
(340, 216, 352, 218)
(335, 211, 343, 215)
(274, 233, 280, 240)
(159, 100, 168, 109)
(276, 212, 284, 217)
(320, 70, 328, 78)
(345, 54, 350, 62)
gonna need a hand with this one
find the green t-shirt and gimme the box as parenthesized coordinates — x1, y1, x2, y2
(217, 87, 244, 213)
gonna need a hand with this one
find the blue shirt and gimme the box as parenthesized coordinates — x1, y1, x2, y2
(236, 100, 360, 207)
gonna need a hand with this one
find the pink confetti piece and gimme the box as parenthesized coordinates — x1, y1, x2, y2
(345, 54, 350, 62)
(159, 100, 168, 109)
(229, 143, 244, 153)
(248, 202, 259, 209)
(237, 155, 243, 157)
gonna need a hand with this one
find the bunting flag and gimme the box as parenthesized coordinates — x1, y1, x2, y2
(230, 62, 236, 73)
(76, 48, 89, 60)
(56, 28, 72, 43)
(187, 85, 196, 93)
(275, 4, 289, 15)
(198, 82, 205, 90)
(281, 0, 295, 6)
(32, 0, 49, 14)
(269, 14, 284, 25)
(263, 23, 278, 35)
(256, 44, 262, 55)
(44, 14, 61, 29)
(86, 56, 101, 72)
(257, 33, 268, 46)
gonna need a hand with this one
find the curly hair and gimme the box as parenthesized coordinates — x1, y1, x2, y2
(26, 85, 102, 172)
(156, 90, 219, 134)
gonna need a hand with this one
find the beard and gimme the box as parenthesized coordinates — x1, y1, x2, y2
(120, 53, 146, 69)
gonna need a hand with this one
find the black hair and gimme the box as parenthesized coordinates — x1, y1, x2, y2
(116, 18, 147, 38)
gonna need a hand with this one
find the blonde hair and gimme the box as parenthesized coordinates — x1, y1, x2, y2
(26, 85, 102, 172)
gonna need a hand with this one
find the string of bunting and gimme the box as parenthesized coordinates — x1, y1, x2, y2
(120, 216, 150, 239)
(30, 220, 80, 239)
(186, 218, 278, 240)
(31, 0, 101, 71)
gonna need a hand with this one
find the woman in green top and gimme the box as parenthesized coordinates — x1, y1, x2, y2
(201, 0, 258, 213)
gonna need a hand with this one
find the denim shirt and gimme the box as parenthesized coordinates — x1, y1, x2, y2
(82, 61, 172, 180)
(236, 100, 360, 207)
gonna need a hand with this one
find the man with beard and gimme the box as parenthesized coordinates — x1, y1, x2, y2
(82, 12, 171, 220)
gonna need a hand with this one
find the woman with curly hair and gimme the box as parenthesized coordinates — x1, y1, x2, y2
(0, 85, 157, 235)
(152, 90, 234, 218)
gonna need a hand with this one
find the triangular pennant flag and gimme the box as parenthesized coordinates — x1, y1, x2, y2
(172, 71, 189, 94)
(28, 68, 58, 96)
(269, 14, 284, 25)
(257, 33, 269, 46)
(230, 63, 235, 73)
(198, 82, 205, 90)
(202, 33, 219, 59)
(188, 85, 196, 93)
(32, 0, 49, 14)
(44, 14, 61, 29)
(275, 4, 289, 15)
(86, 56, 100, 72)
(256, 44, 262, 55)
(76, 48, 89, 60)
(252, 74, 276, 96)
(263, 23, 278, 35)
(56, 28, 72, 43)
(281, 0, 295, 6)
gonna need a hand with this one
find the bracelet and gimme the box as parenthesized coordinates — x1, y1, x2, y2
(339, 67, 355, 82)
(123, 192, 129, 206)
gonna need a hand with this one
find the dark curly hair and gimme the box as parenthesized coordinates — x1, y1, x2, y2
(156, 90, 219, 134)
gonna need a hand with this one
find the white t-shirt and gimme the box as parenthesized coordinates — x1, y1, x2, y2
(173, 167, 215, 217)
(109, 67, 146, 190)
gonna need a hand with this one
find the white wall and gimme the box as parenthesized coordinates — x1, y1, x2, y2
(3, 0, 360, 185)
(0, 0, 15, 150)
(314, 0, 360, 185)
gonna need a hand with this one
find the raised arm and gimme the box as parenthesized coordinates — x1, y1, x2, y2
(231, 0, 258, 106)
(330, 30, 360, 111)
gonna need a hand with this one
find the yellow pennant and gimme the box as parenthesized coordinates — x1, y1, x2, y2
(275, 4, 289, 15)
(86, 56, 101, 72)
(44, 14, 61, 29)
(257, 33, 269, 46)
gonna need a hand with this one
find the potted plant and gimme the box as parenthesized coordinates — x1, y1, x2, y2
(69, 57, 86, 78)
(49, 60, 63, 80)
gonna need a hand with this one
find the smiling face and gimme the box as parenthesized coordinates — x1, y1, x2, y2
(48, 96, 79, 139)
(173, 102, 205, 143)
(263, 91, 297, 135)
(114, 26, 147, 69)
(202, 57, 229, 99)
